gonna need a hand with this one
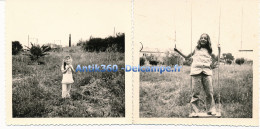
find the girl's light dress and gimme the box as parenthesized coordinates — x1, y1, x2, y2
(190, 47, 216, 114)
(190, 47, 212, 76)
(61, 65, 74, 84)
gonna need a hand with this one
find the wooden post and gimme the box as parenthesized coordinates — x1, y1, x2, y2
(28, 35, 29, 48)
(69, 34, 71, 47)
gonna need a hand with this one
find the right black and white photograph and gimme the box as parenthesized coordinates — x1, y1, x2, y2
(136, 0, 257, 118)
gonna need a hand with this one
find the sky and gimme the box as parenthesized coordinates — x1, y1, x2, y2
(135, 0, 258, 59)
(6, 0, 129, 47)
(5, 0, 258, 59)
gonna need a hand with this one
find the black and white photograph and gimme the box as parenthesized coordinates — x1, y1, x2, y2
(136, 0, 257, 119)
(7, 0, 129, 120)
(4, 0, 260, 126)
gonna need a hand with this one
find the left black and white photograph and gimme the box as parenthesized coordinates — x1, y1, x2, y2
(6, 0, 130, 120)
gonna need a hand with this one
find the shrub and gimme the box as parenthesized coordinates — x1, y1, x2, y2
(140, 57, 145, 66)
(13, 77, 48, 117)
(163, 51, 183, 66)
(223, 53, 234, 64)
(235, 58, 245, 65)
(69, 49, 75, 53)
(144, 54, 160, 66)
(26, 43, 51, 61)
(226, 60, 232, 64)
(81, 33, 125, 53)
(149, 60, 159, 65)
(12, 41, 23, 55)
(77, 39, 85, 46)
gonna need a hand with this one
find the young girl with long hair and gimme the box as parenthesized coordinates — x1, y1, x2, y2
(174, 33, 220, 116)
(61, 55, 75, 98)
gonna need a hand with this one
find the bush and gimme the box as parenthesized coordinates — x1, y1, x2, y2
(149, 60, 159, 65)
(163, 51, 183, 66)
(81, 33, 125, 53)
(235, 58, 245, 65)
(12, 41, 23, 55)
(69, 49, 75, 53)
(13, 77, 48, 117)
(26, 43, 51, 61)
(223, 53, 234, 64)
(140, 57, 145, 66)
(144, 54, 160, 66)
(226, 60, 232, 64)
(77, 39, 85, 46)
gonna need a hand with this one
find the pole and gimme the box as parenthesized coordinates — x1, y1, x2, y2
(28, 35, 29, 48)
(114, 27, 115, 37)
(218, 45, 221, 112)
(69, 34, 71, 47)
(175, 31, 178, 65)
(190, 0, 193, 114)
(241, 4, 243, 49)
(218, 0, 222, 113)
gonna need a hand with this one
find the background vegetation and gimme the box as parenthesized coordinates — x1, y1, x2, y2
(139, 64, 253, 118)
(12, 34, 125, 117)
(78, 33, 125, 53)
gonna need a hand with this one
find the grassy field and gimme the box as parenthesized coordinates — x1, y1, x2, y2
(140, 64, 253, 118)
(12, 46, 125, 117)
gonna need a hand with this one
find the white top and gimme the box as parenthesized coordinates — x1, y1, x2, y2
(190, 48, 212, 76)
(61, 65, 74, 84)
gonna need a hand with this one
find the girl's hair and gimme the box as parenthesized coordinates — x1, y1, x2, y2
(63, 55, 72, 70)
(196, 33, 212, 54)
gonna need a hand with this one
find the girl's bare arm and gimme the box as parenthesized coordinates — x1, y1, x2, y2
(210, 45, 221, 69)
(61, 65, 69, 74)
(70, 65, 75, 72)
(174, 48, 194, 59)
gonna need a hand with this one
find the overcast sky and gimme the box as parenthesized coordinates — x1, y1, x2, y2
(6, 0, 129, 47)
(6, 0, 258, 59)
(135, 0, 257, 59)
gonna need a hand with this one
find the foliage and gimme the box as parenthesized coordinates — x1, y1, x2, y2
(226, 60, 232, 64)
(163, 51, 183, 66)
(145, 54, 155, 62)
(223, 53, 234, 64)
(77, 39, 85, 46)
(12, 41, 23, 55)
(12, 47, 125, 117)
(81, 33, 125, 53)
(144, 54, 160, 65)
(235, 58, 245, 65)
(26, 43, 51, 61)
(149, 60, 159, 65)
(140, 64, 253, 118)
(140, 57, 145, 66)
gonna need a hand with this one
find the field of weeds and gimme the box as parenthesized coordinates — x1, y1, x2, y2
(12, 46, 125, 117)
(140, 64, 253, 118)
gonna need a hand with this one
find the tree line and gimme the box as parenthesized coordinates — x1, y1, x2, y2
(77, 33, 125, 53)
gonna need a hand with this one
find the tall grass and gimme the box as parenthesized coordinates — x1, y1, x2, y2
(140, 64, 253, 118)
(12, 47, 125, 117)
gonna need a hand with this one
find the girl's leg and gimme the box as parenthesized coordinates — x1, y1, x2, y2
(202, 75, 216, 115)
(62, 83, 67, 98)
(67, 84, 72, 98)
(190, 75, 203, 114)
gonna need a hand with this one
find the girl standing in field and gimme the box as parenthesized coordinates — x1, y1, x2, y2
(174, 33, 220, 116)
(61, 55, 75, 98)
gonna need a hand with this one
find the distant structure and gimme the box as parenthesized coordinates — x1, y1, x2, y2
(46, 43, 62, 49)
(69, 34, 71, 47)
(139, 45, 165, 65)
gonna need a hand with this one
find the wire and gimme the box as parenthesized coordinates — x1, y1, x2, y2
(189, 0, 193, 114)
(218, 0, 221, 114)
